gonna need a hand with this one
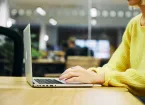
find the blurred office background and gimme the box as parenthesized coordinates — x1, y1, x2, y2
(0, 0, 140, 76)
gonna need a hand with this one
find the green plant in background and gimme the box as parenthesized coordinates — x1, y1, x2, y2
(31, 33, 42, 59)
(31, 47, 42, 59)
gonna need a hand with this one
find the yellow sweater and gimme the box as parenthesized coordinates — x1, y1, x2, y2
(88, 14, 145, 96)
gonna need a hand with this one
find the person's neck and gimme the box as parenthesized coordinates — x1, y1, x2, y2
(139, 5, 145, 18)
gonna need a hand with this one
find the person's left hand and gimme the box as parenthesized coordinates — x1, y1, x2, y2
(59, 66, 105, 84)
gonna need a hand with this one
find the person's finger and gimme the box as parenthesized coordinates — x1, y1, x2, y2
(73, 66, 86, 71)
(61, 67, 78, 76)
(65, 77, 80, 83)
(61, 68, 72, 75)
(59, 72, 79, 80)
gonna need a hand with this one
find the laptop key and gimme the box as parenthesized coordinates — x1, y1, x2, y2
(34, 79, 64, 84)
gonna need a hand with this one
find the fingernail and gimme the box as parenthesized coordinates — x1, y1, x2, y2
(59, 76, 63, 80)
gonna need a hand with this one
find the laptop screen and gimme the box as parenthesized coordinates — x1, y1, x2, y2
(23, 24, 33, 85)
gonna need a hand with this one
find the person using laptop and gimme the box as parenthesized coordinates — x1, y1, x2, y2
(59, 0, 145, 98)
(24, 24, 101, 88)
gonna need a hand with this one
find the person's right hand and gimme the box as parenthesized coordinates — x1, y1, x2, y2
(59, 66, 105, 84)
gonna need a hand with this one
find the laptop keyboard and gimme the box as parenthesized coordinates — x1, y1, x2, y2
(34, 79, 64, 84)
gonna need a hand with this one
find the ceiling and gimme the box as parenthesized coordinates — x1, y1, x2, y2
(8, 0, 137, 27)
(9, 0, 126, 9)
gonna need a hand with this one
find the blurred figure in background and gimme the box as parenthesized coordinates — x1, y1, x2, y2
(63, 37, 94, 59)
(65, 37, 81, 59)
(67, 37, 76, 49)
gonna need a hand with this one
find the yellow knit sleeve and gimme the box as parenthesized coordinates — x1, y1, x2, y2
(104, 69, 145, 96)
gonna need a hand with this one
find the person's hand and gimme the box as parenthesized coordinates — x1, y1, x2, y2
(59, 66, 105, 84)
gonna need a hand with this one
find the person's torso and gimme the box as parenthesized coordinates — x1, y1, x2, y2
(130, 14, 145, 71)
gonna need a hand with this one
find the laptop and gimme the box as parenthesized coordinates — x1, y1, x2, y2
(23, 24, 101, 87)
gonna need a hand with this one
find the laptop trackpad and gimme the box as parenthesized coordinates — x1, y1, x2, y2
(59, 79, 82, 84)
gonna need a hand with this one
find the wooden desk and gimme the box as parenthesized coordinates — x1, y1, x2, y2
(0, 77, 144, 105)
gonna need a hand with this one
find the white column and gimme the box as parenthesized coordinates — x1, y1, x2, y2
(39, 23, 47, 50)
(0, 0, 9, 27)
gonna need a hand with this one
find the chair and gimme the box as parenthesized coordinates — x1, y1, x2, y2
(66, 56, 100, 69)
(0, 26, 23, 76)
